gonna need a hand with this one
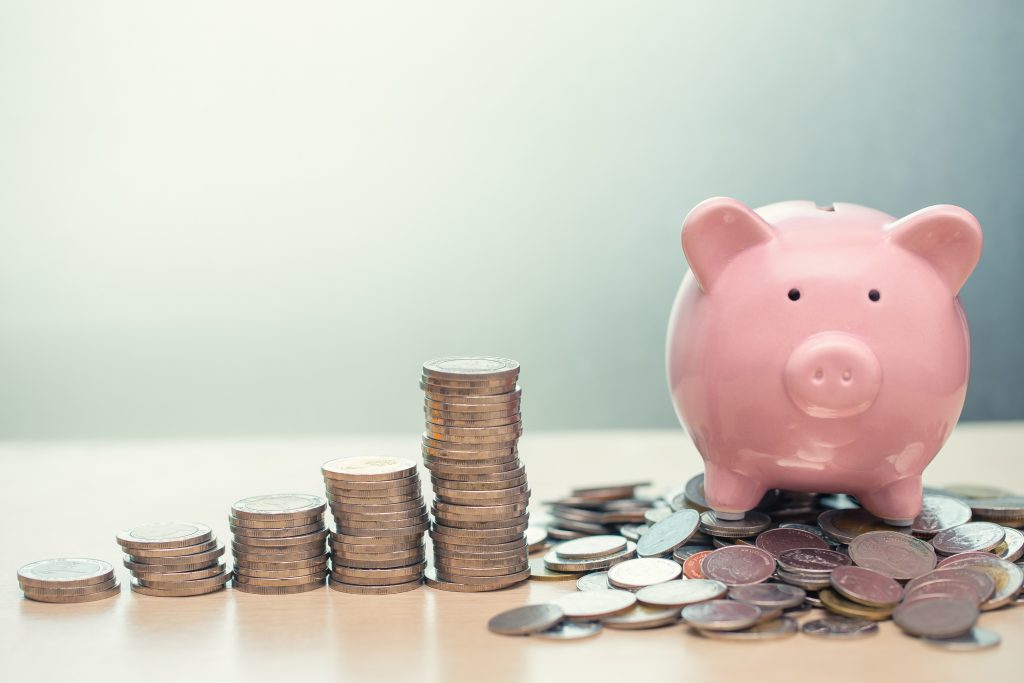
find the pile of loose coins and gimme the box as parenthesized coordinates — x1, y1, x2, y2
(493, 476, 1024, 647)
(119, 522, 229, 597)
(230, 494, 328, 595)
(421, 356, 531, 592)
(17, 558, 120, 603)
(323, 456, 428, 594)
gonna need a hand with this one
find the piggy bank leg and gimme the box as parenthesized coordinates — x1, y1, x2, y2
(703, 463, 767, 520)
(854, 476, 922, 527)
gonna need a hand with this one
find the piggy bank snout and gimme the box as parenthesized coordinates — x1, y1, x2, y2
(784, 333, 881, 419)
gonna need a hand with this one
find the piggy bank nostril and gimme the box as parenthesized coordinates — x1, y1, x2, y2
(842, 369, 852, 382)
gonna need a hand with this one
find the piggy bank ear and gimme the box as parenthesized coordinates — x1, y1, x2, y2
(681, 197, 775, 292)
(886, 205, 982, 294)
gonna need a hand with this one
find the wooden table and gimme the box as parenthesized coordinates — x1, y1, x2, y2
(2, 424, 1022, 682)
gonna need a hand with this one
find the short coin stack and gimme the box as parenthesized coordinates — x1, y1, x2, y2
(119, 522, 229, 597)
(18, 558, 121, 603)
(323, 456, 428, 594)
(230, 494, 328, 595)
(421, 356, 530, 592)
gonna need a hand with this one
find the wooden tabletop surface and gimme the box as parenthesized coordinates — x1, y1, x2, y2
(2, 423, 1021, 682)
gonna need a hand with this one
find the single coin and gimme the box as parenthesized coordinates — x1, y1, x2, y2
(754, 528, 829, 558)
(893, 597, 978, 638)
(126, 538, 218, 558)
(603, 604, 681, 630)
(607, 558, 681, 590)
(674, 545, 713, 563)
(944, 484, 1012, 500)
(848, 530, 936, 580)
(129, 544, 225, 566)
(526, 527, 549, 551)
(727, 583, 806, 609)
(681, 600, 761, 631)
(913, 495, 973, 536)
(543, 542, 636, 572)
(139, 571, 231, 590)
(321, 456, 417, 482)
(423, 356, 520, 381)
(129, 577, 226, 597)
(17, 558, 114, 589)
(636, 509, 700, 557)
(775, 569, 832, 592)
(993, 527, 1024, 562)
(636, 579, 727, 607)
(570, 482, 650, 501)
(116, 522, 213, 550)
(922, 627, 1001, 651)
(424, 566, 529, 592)
(327, 578, 422, 595)
(819, 589, 893, 621)
(488, 604, 565, 635)
(532, 621, 602, 640)
(233, 579, 326, 595)
(229, 514, 323, 529)
(700, 546, 775, 586)
(432, 475, 528, 492)
(232, 573, 326, 587)
(776, 548, 852, 574)
(234, 563, 328, 579)
(122, 555, 220, 573)
(817, 508, 910, 544)
(554, 535, 627, 560)
(231, 521, 326, 538)
(132, 562, 228, 582)
(683, 550, 713, 579)
(576, 571, 611, 591)
(233, 554, 329, 571)
(904, 567, 996, 605)
(829, 565, 903, 608)
(696, 616, 798, 641)
(698, 511, 772, 538)
(967, 495, 1024, 521)
(20, 577, 118, 597)
(554, 589, 636, 619)
(802, 616, 879, 639)
(23, 581, 121, 603)
(932, 522, 1007, 555)
(903, 577, 984, 604)
(938, 554, 1024, 610)
(232, 494, 326, 520)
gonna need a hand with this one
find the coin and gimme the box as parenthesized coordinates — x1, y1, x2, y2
(554, 589, 636, 619)
(488, 604, 564, 635)
(133, 562, 228, 582)
(700, 546, 775, 586)
(673, 545, 713, 563)
(233, 572, 326, 587)
(904, 567, 996, 604)
(229, 514, 323, 529)
(602, 604, 681, 630)
(817, 508, 910, 544)
(424, 566, 530, 592)
(944, 484, 1012, 500)
(922, 626, 1001, 651)
(532, 621, 602, 640)
(903, 577, 983, 604)
(20, 577, 118, 597)
(555, 535, 628, 560)
(423, 356, 519, 380)
(819, 589, 894, 620)
(698, 511, 771, 538)
(231, 521, 326, 538)
(636, 579, 727, 607)
(139, 571, 231, 590)
(993, 527, 1024, 562)
(23, 581, 122, 603)
(636, 509, 699, 557)
(893, 597, 978, 638)
(802, 616, 878, 639)
(681, 600, 761, 631)
(728, 583, 806, 609)
(938, 554, 1024, 610)
(848, 530, 936, 580)
(526, 527, 548, 552)
(129, 544, 226, 566)
(130, 577, 227, 597)
(327, 578, 422, 595)
(754, 528, 829, 558)
(571, 482, 650, 501)
(233, 579, 326, 595)
(968, 496, 1024, 523)
(696, 616, 798, 641)
(321, 456, 418, 482)
(17, 558, 114, 589)
(930, 522, 1006, 554)
(576, 571, 611, 591)
(232, 494, 327, 520)
(683, 550, 713, 579)
(829, 565, 903, 608)
(776, 548, 851, 574)
(607, 558, 681, 590)
(912, 495, 973, 536)
(116, 522, 213, 550)
(543, 542, 636, 572)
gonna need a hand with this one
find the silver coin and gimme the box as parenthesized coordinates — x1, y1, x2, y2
(902, 578, 984, 605)
(644, 507, 673, 525)
(17, 558, 114, 589)
(423, 356, 519, 380)
(930, 522, 1006, 554)
(848, 530, 936, 580)
(543, 542, 636, 572)
(602, 604, 681, 630)
(553, 589, 637, 619)
(607, 558, 681, 590)
(754, 528, 829, 558)
(636, 509, 699, 557)
(636, 579, 727, 607)
(994, 527, 1024, 562)
(893, 597, 978, 638)
(829, 565, 903, 608)
(904, 567, 996, 605)
(912, 495, 973, 536)
(938, 554, 1024, 610)
(681, 599, 761, 631)
(683, 474, 709, 510)
(116, 522, 213, 549)
(802, 616, 879, 639)
(696, 616, 798, 641)
(487, 604, 564, 635)
(555, 535, 627, 560)
(700, 546, 775, 586)
(576, 571, 611, 591)
(967, 495, 1024, 521)
(531, 621, 602, 640)
(525, 526, 548, 551)
(673, 545, 714, 563)
(922, 626, 1002, 651)
(321, 456, 417, 481)
(232, 494, 326, 519)
(698, 510, 772, 538)
(776, 548, 851, 574)
(777, 523, 828, 540)
(728, 583, 806, 609)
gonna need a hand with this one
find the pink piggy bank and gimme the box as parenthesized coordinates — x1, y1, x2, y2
(666, 198, 982, 525)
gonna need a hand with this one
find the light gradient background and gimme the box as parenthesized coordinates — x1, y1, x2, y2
(1, 1, 1022, 439)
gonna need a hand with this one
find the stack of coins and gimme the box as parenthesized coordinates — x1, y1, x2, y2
(18, 558, 121, 603)
(322, 456, 428, 594)
(230, 494, 328, 595)
(118, 522, 229, 597)
(420, 356, 530, 592)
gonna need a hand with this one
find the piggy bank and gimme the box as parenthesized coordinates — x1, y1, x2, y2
(666, 198, 982, 526)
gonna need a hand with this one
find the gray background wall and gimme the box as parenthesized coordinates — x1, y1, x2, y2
(1, 1, 1022, 439)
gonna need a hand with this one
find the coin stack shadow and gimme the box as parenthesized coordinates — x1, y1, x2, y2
(230, 494, 329, 595)
(420, 356, 530, 591)
(18, 558, 122, 603)
(120, 523, 230, 597)
(323, 456, 428, 594)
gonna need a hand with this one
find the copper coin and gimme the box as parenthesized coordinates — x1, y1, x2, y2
(700, 546, 775, 586)
(830, 565, 902, 608)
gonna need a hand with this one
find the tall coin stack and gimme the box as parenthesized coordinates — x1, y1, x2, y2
(323, 456, 428, 594)
(230, 494, 329, 595)
(420, 356, 530, 592)
(119, 522, 229, 597)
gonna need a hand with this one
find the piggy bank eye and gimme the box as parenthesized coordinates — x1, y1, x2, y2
(868, 289, 881, 302)
(788, 288, 801, 301)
